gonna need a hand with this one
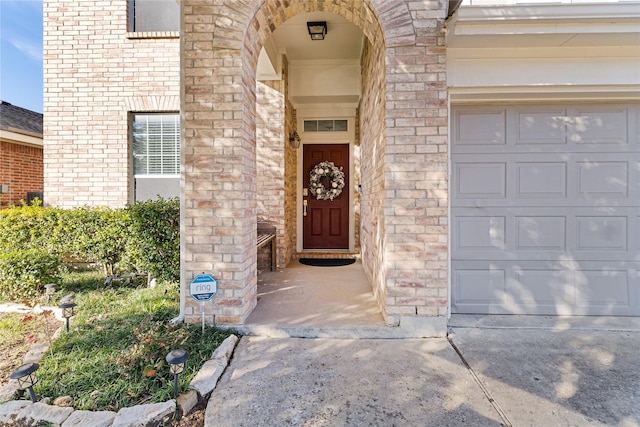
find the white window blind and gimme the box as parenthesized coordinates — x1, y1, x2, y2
(132, 114, 180, 176)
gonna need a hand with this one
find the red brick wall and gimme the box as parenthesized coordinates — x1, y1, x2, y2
(0, 141, 44, 208)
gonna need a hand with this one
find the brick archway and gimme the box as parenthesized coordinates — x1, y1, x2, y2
(181, 0, 448, 333)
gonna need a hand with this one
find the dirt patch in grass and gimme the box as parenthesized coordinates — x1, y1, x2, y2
(0, 310, 64, 387)
(171, 399, 207, 427)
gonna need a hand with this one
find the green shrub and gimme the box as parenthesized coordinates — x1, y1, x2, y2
(56, 207, 131, 275)
(0, 249, 62, 301)
(0, 198, 180, 283)
(0, 202, 60, 254)
(127, 197, 180, 282)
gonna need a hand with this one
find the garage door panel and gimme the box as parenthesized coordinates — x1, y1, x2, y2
(454, 207, 635, 262)
(515, 109, 568, 145)
(452, 103, 640, 316)
(454, 154, 634, 206)
(575, 270, 630, 309)
(453, 105, 638, 154)
(455, 216, 506, 251)
(453, 261, 637, 315)
(455, 269, 506, 305)
(515, 162, 567, 198)
(575, 216, 628, 251)
(634, 162, 640, 200)
(509, 269, 575, 308)
(454, 162, 506, 199)
(576, 161, 628, 199)
(455, 110, 506, 145)
(568, 107, 630, 144)
(515, 216, 566, 251)
(636, 215, 640, 255)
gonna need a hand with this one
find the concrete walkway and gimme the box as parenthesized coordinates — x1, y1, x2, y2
(205, 262, 640, 426)
(205, 336, 502, 426)
(448, 315, 640, 427)
(206, 316, 640, 426)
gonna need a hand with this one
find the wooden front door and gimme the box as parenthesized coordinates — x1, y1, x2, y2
(303, 144, 349, 249)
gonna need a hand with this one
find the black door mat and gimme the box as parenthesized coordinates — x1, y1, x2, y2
(299, 258, 356, 267)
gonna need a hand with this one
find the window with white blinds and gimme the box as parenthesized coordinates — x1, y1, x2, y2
(132, 114, 180, 176)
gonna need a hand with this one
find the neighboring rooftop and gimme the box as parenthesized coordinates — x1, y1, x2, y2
(0, 101, 43, 137)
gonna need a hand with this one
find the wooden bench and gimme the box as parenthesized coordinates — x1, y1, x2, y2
(257, 222, 277, 271)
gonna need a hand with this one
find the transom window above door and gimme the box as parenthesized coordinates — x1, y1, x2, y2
(303, 120, 348, 132)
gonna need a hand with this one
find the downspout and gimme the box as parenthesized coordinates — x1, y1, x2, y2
(171, 192, 186, 324)
(173, 0, 186, 325)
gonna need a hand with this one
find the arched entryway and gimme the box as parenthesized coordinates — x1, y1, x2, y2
(180, 0, 450, 336)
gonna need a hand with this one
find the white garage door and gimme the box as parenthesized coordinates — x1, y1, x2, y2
(451, 104, 639, 316)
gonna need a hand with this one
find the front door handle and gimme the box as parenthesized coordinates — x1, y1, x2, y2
(303, 200, 307, 216)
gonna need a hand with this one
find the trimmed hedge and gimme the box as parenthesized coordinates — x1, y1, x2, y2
(0, 198, 180, 300)
(0, 201, 60, 253)
(54, 206, 131, 276)
(0, 249, 62, 301)
(128, 197, 180, 282)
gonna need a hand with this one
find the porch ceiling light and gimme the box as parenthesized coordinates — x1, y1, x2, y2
(307, 21, 327, 41)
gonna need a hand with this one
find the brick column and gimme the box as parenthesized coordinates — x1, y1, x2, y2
(382, 1, 449, 332)
(182, 0, 259, 324)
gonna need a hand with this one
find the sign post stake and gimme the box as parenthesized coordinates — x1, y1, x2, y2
(189, 274, 218, 335)
(201, 302, 205, 335)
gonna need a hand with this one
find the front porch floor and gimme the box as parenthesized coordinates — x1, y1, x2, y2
(239, 259, 394, 338)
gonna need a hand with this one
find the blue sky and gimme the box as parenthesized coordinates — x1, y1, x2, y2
(0, 0, 43, 113)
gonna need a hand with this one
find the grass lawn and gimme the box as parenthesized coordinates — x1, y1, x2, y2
(0, 269, 235, 411)
(0, 311, 63, 386)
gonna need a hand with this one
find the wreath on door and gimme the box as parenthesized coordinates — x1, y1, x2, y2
(309, 161, 345, 201)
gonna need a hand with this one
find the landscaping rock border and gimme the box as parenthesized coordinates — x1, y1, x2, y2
(0, 334, 239, 427)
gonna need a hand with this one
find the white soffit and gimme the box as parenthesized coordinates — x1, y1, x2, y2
(270, 12, 364, 61)
(446, 3, 640, 47)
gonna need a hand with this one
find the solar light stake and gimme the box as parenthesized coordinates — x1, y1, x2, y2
(44, 283, 56, 303)
(59, 301, 76, 332)
(166, 349, 189, 398)
(10, 363, 39, 402)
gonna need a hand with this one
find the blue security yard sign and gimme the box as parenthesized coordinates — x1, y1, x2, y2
(189, 274, 218, 302)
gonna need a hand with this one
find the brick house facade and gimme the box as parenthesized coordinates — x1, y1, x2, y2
(0, 101, 44, 208)
(178, 0, 449, 331)
(43, 1, 640, 332)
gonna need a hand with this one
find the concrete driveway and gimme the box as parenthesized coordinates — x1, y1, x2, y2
(205, 316, 640, 426)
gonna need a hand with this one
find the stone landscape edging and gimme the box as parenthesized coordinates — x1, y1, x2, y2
(0, 334, 239, 427)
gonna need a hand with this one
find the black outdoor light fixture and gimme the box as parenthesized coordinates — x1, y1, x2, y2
(59, 301, 76, 332)
(10, 363, 39, 402)
(289, 131, 301, 148)
(166, 349, 189, 398)
(307, 21, 327, 40)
